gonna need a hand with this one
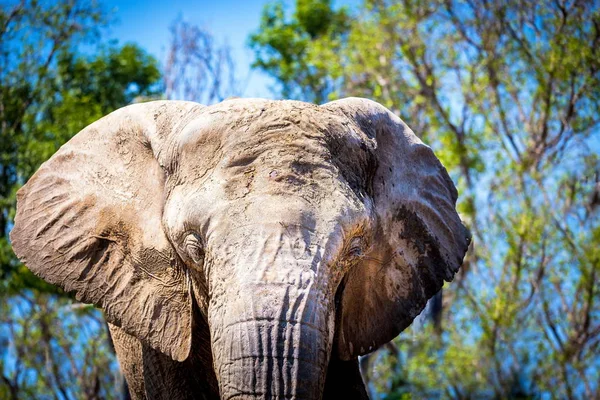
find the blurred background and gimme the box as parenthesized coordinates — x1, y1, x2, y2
(1, 0, 599, 398)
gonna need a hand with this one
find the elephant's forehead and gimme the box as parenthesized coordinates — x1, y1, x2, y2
(172, 99, 343, 173)
(185, 100, 328, 146)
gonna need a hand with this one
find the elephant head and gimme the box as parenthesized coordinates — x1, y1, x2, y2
(11, 98, 470, 399)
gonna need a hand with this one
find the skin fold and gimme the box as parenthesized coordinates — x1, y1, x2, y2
(10, 98, 470, 399)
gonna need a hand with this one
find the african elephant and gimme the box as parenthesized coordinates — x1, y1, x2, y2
(10, 98, 470, 399)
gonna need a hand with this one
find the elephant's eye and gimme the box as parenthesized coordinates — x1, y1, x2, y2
(347, 237, 364, 258)
(184, 232, 205, 265)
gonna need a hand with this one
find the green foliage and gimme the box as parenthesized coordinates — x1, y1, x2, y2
(251, 0, 600, 398)
(248, 0, 350, 103)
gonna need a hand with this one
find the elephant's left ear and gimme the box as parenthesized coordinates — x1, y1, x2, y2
(323, 98, 471, 360)
(10, 101, 203, 361)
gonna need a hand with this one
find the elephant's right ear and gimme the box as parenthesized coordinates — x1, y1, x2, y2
(324, 98, 471, 360)
(10, 101, 203, 362)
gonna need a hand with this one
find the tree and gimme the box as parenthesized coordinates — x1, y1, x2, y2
(165, 18, 241, 104)
(250, 0, 600, 398)
(249, 0, 350, 103)
(1, 1, 161, 397)
(0, 293, 122, 399)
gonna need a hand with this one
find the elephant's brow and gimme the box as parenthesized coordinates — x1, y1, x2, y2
(224, 133, 330, 167)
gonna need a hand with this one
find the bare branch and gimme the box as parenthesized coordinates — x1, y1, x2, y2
(164, 18, 242, 104)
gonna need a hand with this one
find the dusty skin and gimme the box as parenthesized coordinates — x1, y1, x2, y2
(11, 98, 470, 399)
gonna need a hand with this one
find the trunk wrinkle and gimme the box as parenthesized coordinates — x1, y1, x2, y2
(295, 277, 316, 396)
(264, 313, 274, 399)
(224, 392, 304, 400)
(250, 294, 260, 394)
(222, 317, 325, 333)
(277, 284, 291, 397)
(221, 354, 324, 368)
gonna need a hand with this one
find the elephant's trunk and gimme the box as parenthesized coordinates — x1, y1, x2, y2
(205, 213, 336, 399)
(209, 271, 332, 399)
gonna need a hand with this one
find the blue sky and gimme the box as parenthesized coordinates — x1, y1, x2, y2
(102, 0, 274, 97)
(101, 0, 358, 99)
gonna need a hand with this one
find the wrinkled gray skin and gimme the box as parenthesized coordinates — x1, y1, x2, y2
(11, 98, 470, 399)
